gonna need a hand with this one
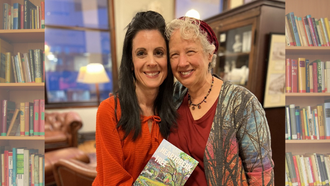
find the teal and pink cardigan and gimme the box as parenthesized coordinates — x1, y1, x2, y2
(172, 76, 274, 185)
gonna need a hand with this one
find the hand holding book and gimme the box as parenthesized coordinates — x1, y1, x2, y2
(133, 139, 198, 186)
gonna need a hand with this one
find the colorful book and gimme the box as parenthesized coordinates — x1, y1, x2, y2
(33, 100, 39, 136)
(298, 58, 306, 93)
(286, 58, 292, 93)
(133, 139, 198, 186)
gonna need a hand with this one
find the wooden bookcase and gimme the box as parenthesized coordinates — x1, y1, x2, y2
(0, 0, 45, 173)
(204, 0, 285, 184)
(285, 0, 330, 155)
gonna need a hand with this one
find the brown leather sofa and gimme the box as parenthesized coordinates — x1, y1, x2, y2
(45, 147, 90, 186)
(45, 111, 83, 152)
(53, 158, 97, 186)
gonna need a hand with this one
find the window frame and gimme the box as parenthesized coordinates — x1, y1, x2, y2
(45, 0, 118, 109)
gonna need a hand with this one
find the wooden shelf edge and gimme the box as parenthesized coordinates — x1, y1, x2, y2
(286, 46, 330, 50)
(285, 93, 330, 97)
(286, 139, 330, 144)
(0, 136, 44, 140)
(0, 29, 45, 34)
(0, 83, 44, 87)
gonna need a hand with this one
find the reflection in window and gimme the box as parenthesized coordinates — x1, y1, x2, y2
(45, 0, 109, 29)
(45, 28, 112, 104)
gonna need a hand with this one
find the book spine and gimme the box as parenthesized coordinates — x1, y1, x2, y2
(317, 61, 323, 93)
(324, 18, 330, 41)
(19, 102, 25, 136)
(22, 53, 32, 83)
(13, 3, 19, 29)
(23, 150, 29, 186)
(12, 148, 16, 186)
(286, 105, 291, 140)
(312, 18, 322, 46)
(28, 50, 35, 82)
(34, 49, 42, 83)
(3, 4, 8, 30)
(306, 15, 318, 46)
(306, 59, 310, 93)
(302, 17, 313, 46)
(317, 105, 325, 139)
(8, 152, 12, 186)
(4, 151, 8, 186)
(300, 109, 306, 140)
(290, 104, 297, 140)
(313, 62, 318, 93)
(17, 53, 25, 83)
(292, 156, 302, 186)
(40, 1, 44, 28)
(295, 16, 305, 46)
(24, 102, 29, 136)
(298, 58, 306, 93)
(286, 58, 292, 93)
(292, 59, 298, 93)
(323, 102, 330, 139)
(29, 103, 34, 136)
(1, 100, 7, 136)
(20, 4, 23, 29)
(319, 19, 330, 47)
(34, 155, 38, 186)
(289, 12, 301, 46)
(5, 52, 11, 83)
(11, 56, 18, 83)
(295, 106, 302, 140)
(39, 100, 44, 136)
(33, 100, 39, 136)
(16, 149, 24, 186)
(315, 19, 325, 46)
(24, 0, 29, 29)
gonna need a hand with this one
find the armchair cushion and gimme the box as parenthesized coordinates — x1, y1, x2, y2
(45, 111, 83, 152)
(53, 158, 97, 186)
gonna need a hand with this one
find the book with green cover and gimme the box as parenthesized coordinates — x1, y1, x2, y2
(133, 139, 198, 186)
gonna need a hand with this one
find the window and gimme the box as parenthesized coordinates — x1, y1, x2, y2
(45, 0, 117, 108)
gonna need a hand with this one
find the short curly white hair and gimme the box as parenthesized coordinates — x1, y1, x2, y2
(165, 17, 217, 71)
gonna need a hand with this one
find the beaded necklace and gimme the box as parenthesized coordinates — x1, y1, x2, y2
(188, 76, 214, 110)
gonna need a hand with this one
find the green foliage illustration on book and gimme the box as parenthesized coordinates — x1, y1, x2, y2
(133, 139, 198, 186)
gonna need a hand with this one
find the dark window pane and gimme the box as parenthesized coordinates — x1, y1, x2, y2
(45, 0, 109, 29)
(45, 28, 112, 104)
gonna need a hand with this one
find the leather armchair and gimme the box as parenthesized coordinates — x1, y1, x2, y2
(45, 111, 83, 152)
(45, 147, 90, 186)
(53, 158, 97, 186)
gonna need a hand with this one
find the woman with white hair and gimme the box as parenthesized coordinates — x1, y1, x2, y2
(166, 16, 274, 185)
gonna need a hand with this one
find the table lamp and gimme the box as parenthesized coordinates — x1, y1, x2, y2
(77, 63, 110, 105)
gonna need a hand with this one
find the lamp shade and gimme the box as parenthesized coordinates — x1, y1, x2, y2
(77, 63, 110, 84)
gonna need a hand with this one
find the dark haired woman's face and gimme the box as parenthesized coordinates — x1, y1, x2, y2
(132, 30, 168, 91)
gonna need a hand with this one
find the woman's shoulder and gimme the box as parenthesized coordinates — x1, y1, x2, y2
(220, 80, 259, 105)
(98, 95, 121, 113)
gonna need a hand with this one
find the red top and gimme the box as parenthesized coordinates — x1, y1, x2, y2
(93, 96, 164, 186)
(168, 93, 218, 186)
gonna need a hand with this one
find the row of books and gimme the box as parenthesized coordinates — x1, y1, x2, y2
(2, 0, 45, 30)
(0, 147, 44, 186)
(286, 58, 330, 93)
(0, 99, 45, 137)
(285, 12, 330, 47)
(286, 152, 330, 186)
(285, 103, 330, 140)
(0, 50, 44, 83)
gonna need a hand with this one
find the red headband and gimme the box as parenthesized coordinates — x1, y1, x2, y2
(178, 16, 219, 54)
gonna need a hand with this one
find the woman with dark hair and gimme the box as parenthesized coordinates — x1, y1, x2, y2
(93, 11, 177, 185)
(165, 17, 274, 185)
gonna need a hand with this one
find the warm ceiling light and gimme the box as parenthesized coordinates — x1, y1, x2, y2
(185, 9, 200, 19)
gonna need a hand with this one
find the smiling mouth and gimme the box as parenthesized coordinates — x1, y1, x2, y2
(180, 70, 193, 75)
(144, 72, 160, 76)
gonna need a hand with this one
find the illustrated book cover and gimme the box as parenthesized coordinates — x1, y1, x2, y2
(133, 139, 198, 186)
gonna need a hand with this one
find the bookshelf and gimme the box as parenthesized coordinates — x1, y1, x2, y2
(205, 0, 285, 184)
(0, 0, 45, 184)
(286, 0, 330, 185)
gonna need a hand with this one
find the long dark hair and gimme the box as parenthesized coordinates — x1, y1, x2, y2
(115, 11, 177, 141)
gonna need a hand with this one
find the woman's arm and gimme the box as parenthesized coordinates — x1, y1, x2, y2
(92, 97, 133, 186)
(237, 95, 274, 185)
